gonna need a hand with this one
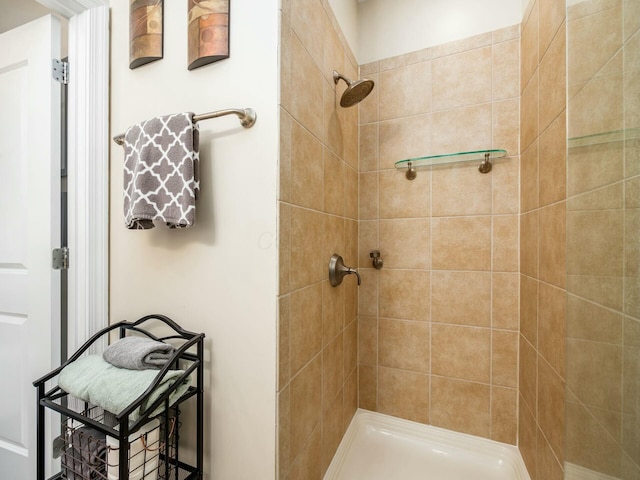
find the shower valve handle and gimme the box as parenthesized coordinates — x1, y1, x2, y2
(329, 254, 361, 287)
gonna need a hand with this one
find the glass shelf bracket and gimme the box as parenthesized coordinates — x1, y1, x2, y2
(395, 149, 507, 180)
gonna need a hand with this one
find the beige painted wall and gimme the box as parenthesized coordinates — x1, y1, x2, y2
(109, 1, 279, 478)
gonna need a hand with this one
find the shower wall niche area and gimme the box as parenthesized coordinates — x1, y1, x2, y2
(565, 0, 640, 478)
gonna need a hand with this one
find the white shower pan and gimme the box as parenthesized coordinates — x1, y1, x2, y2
(324, 410, 531, 480)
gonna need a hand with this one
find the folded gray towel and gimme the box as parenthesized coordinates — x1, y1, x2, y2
(104, 337, 175, 370)
(123, 112, 200, 229)
(62, 426, 107, 480)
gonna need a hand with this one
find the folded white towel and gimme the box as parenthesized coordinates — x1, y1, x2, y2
(123, 112, 200, 229)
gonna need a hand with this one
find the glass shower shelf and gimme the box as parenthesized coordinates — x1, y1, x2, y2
(395, 149, 507, 179)
(568, 127, 640, 148)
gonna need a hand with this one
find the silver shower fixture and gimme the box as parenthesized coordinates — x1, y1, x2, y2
(332, 70, 375, 108)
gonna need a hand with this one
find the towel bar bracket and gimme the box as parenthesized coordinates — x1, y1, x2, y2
(113, 107, 257, 146)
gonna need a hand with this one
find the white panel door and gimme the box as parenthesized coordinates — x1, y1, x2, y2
(0, 15, 61, 480)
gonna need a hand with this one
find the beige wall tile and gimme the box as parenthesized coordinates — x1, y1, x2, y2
(290, 284, 323, 377)
(345, 166, 358, 220)
(323, 14, 344, 85)
(567, 293, 623, 343)
(379, 219, 430, 269)
(491, 386, 518, 445)
(538, 202, 567, 288)
(377, 367, 429, 423)
(493, 273, 520, 330)
(431, 165, 492, 217)
(568, 73, 624, 138)
(626, 208, 640, 281)
(566, 399, 622, 478)
(378, 114, 432, 170)
(359, 123, 378, 172)
(288, 424, 322, 480)
(432, 324, 491, 383)
(567, 273, 624, 311)
(431, 31, 492, 59)
(324, 80, 344, 158)
(343, 319, 358, 378)
(431, 271, 491, 327)
(536, 427, 564, 480)
(537, 357, 566, 460)
(321, 389, 343, 475)
(323, 214, 345, 265)
(378, 48, 431, 71)
(279, 386, 291, 478)
(379, 169, 430, 219)
(358, 316, 378, 366)
(379, 269, 430, 321)
(342, 100, 359, 170)
(358, 365, 377, 411)
(567, 0, 620, 21)
(568, 183, 623, 212)
(432, 47, 492, 111)
(539, 0, 566, 59)
(538, 282, 566, 379)
(520, 275, 538, 345)
(290, 35, 324, 139)
(280, 108, 292, 202)
(521, 0, 539, 90)
(492, 24, 520, 43)
(493, 214, 519, 272)
(539, 25, 566, 132)
(378, 61, 432, 120)
(359, 72, 379, 125)
(323, 281, 344, 346)
(345, 276, 358, 325)
(567, 209, 623, 277)
(431, 104, 492, 154)
(432, 216, 491, 270)
(567, 338, 622, 411)
(567, 142, 624, 196)
(493, 98, 520, 156)
(624, 70, 640, 130)
(290, 356, 322, 463)
(493, 39, 520, 101)
(539, 112, 567, 206)
(279, 296, 291, 390)
(378, 318, 430, 373)
(291, 120, 323, 210)
(431, 376, 491, 438)
(281, 14, 293, 113)
(521, 141, 539, 213)
(358, 220, 379, 268)
(343, 369, 358, 430)
(323, 333, 344, 408)
(520, 210, 539, 278)
(358, 268, 378, 317)
(492, 156, 520, 215)
(345, 219, 358, 273)
(519, 393, 538, 479)
(521, 71, 539, 153)
(520, 334, 538, 413)
(568, 6, 623, 84)
(280, 203, 292, 295)
(290, 0, 325, 70)
(359, 171, 378, 220)
(493, 330, 519, 388)
(324, 150, 345, 216)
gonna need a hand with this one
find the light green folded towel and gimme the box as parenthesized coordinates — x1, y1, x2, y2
(58, 355, 190, 424)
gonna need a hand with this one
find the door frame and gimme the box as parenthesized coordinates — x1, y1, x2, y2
(39, 0, 109, 354)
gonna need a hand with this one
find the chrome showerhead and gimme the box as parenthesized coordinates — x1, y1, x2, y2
(333, 70, 375, 108)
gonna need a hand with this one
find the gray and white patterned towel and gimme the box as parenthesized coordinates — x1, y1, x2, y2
(123, 112, 200, 229)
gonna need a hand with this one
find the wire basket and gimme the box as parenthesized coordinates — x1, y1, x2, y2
(59, 406, 179, 480)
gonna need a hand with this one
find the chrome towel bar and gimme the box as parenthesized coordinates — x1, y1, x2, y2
(113, 107, 257, 146)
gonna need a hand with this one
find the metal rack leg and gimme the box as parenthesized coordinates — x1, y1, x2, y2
(37, 384, 45, 480)
(197, 341, 204, 478)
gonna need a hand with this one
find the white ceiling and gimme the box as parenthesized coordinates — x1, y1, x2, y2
(0, 0, 53, 34)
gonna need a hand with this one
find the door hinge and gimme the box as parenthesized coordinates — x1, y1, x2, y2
(52, 247, 69, 270)
(52, 59, 69, 84)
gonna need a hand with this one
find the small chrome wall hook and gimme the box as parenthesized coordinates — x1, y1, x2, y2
(329, 254, 361, 287)
(370, 250, 383, 270)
